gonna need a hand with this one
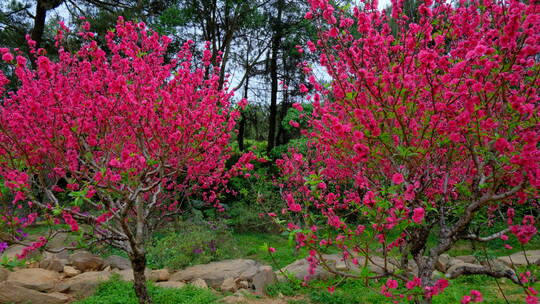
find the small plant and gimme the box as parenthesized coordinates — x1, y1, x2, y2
(147, 219, 239, 269)
(74, 275, 218, 304)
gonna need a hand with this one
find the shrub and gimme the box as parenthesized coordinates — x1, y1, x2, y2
(146, 219, 239, 270)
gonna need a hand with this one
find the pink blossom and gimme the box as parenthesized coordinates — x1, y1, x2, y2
(392, 173, 404, 184)
(412, 208, 425, 224)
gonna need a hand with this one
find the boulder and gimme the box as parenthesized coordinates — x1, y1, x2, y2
(69, 251, 104, 272)
(1, 245, 41, 260)
(252, 266, 276, 295)
(63, 266, 81, 277)
(0, 282, 69, 304)
(498, 250, 540, 267)
(170, 259, 260, 288)
(113, 269, 168, 282)
(56, 271, 112, 297)
(278, 254, 401, 281)
(190, 278, 208, 289)
(155, 281, 186, 289)
(104, 255, 132, 270)
(221, 277, 237, 292)
(40, 257, 68, 272)
(0, 268, 9, 282)
(445, 263, 484, 279)
(480, 259, 512, 273)
(278, 257, 335, 281)
(436, 254, 451, 272)
(454, 255, 477, 264)
(149, 269, 170, 282)
(48, 233, 69, 252)
(7, 268, 61, 292)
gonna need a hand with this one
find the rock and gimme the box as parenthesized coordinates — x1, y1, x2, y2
(0, 282, 70, 304)
(191, 278, 208, 289)
(56, 271, 112, 297)
(48, 233, 69, 252)
(278, 256, 335, 281)
(454, 255, 477, 264)
(148, 269, 170, 282)
(0, 268, 9, 282)
(7, 268, 61, 291)
(221, 277, 237, 292)
(1, 245, 41, 260)
(171, 259, 260, 288)
(498, 250, 540, 267)
(40, 257, 68, 272)
(104, 255, 132, 270)
(237, 280, 250, 289)
(445, 263, 484, 279)
(63, 266, 81, 277)
(436, 254, 451, 272)
(480, 259, 511, 273)
(69, 251, 104, 272)
(252, 266, 276, 295)
(114, 269, 167, 282)
(155, 281, 186, 289)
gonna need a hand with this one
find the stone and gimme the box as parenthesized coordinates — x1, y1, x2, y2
(148, 269, 170, 282)
(7, 268, 61, 292)
(436, 254, 451, 272)
(498, 250, 540, 267)
(48, 233, 69, 252)
(170, 259, 260, 288)
(445, 263, 484, 279)
(40, 257, 67, 272)
(104, 255, 132, 270)
(480, 259, 511, 273)
(69, 251, 104, 272)
(0, 282, 69, 304)
(56, 271, 112, 297)
(252, 266, 276, 295)
(190, 278, 208, 289)
(0, 268, 9, 282)
(1, 245, 41, 260)
(155, 281, 186, 289)
(454, 255, 477, 264)
(237, 280, 250, 289)
(114, 268, 167, 282)
(63, 266, 81, 277)
(221, 277, 237, 292)
(278, 256, 336, 281)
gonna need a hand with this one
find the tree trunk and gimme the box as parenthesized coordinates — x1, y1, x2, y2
(238, 72, 249, 151)
(266, 0, 284, 154)
(130, 251, 152, 304)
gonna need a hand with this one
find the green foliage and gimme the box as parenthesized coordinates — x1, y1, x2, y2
(270, 137, 309, 160)
(73, 276, 218, 304)
(146, 219, 239, 270)
(226, 167, 281, 233)
(265, 280, 303, 297)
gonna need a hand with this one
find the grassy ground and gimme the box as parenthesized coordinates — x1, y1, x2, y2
(73, 276, 218, 304)
(17, 225, 540, 303)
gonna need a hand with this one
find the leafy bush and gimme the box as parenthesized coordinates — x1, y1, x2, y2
(146, 218, 239, 270)
(74, 276, 218, 304)
(226, 167, 282, 233)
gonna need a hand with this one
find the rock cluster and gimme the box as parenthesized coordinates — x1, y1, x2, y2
(276, 251, 540, 282)
(1, 241, 538, 304)
(0, 244, 277, 304)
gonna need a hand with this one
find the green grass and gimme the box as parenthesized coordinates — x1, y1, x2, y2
(265, 274, 539, 304)
(73, 276, 218, 304)
(233, 232, 310, 268)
